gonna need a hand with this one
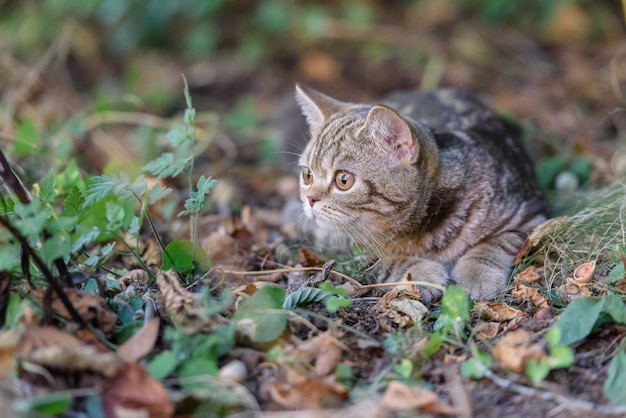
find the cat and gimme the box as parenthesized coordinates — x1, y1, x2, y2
(295, 84, 547, 302)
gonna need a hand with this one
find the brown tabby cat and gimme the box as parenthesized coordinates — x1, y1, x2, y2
(295, 84, 547, 302)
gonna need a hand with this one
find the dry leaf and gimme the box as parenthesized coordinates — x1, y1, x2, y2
(102, 362, 174, 418)
(269, 379, 348, 410)
(572, 260, 596, 284)
(157, 270, 227, 334)
(314, 337, 343, 377)
(474, 301, 528, 321)
(514, 216, 568, 263)
(493, 330, 545, 373)
(380, 380, 456, 415)
(0, 329, 19, 376)
(513, 266, 542, 285)
(511, 283, 550, 308)
(476, 322, 500, 339)
(116, 318, 160, 363)
(119, 269, 150, 289)
(557, 282, 592, 301)
(298, 247, 325, 267)
(31, 288, 118, 332)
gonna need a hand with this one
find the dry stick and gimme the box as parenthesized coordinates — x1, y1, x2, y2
(476, 362, 626, 416)
(0, 216, 85, 327)
(214, 266, 445, 292)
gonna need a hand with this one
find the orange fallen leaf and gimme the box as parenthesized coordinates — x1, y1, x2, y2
(476, 322, 500, 339)
(380, 381, 456, 415)
(513, 266, 542, 285)
(572, 260, 596, 284)
(102, 362, 174, 418)
(116, 318, 160, 363)
(511, 283, 550, 308)
(493, 330, 545, 373)
(474, 301, 528, 321)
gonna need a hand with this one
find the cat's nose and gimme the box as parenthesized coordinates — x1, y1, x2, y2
(307, 196, 319, 207)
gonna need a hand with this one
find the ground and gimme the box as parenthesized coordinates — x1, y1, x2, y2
(1, 1, 626, 417)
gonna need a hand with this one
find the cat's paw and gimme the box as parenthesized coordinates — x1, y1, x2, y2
(452, 261, 507, 301)
(388, 259, 449, 304)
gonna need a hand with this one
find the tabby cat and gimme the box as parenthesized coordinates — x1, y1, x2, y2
(295, 84, 547, 302)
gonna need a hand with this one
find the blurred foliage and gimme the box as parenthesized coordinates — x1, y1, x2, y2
(1, 0, 619, 63)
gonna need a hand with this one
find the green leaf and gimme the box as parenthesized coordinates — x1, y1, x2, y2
(609, 263, 625, 284)
(39, 174, 56, 205)
(423, 330, 444, 356)
(526, 358, 550, 383)
(64, 185, 86, 217)
(393, 358, 413, 380)
(14, 392, 72, 416)
(335, 362, 353, 386)
(544, 326, 561, 347)
(605, 294, 626, 324)
(41, 234, 71, 264)
(162, 239, 212, 274)
(178, 357, 219, 390)
(461, 358, 487, 379)
(178, 175, 217, 217)
(0, 245, 20, 272)
(148, 350, 179, 380)
(441, 285, 471, 322)
(282, 287, 331, 310)
(604, 350, 626, 406)
(325, 296, 352, 313)
(14, 118, 38, 156)
(128, 216, 140, 235)
(0, 197, 15, 215)
(553, 296, 605, 346)
(144, 153, 191, 179)
(319, 282, 348, 297)
(147, 182, 172, 204)
(235, 286, 287, 343)
(549, 345, 574, 369)
(84, 172, 145, 207)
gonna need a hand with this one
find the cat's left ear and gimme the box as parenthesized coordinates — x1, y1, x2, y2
(357, 106, 417, 165)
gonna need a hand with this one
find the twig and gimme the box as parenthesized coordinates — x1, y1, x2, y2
(476, 362, 626, 416)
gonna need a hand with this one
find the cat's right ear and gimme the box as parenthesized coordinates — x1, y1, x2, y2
(295, 84, 345, 132)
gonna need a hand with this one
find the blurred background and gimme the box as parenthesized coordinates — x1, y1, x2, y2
(1, 0, 625, 205)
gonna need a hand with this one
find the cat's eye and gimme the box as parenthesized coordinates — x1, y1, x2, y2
(302, 167, 314, 185)
(334, 170, 355, 191)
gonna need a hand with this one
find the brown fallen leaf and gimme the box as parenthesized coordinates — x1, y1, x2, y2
(572, 260, 596, 284)
(511, 283, 550, 308)
(116, 318, 160, 363)
(298, 247, 325, 267)
(557, 282, 593, 301)
(513, 266, 542, 285)
(31, 287, 118, 332)
(514, 216, 569, 263)
(0, 329, 19, 376)
(102, 362, 174, 418)
(157, 270, 228, 335)
(269, 379, 349, 410)
(493, 330, 546, 373)
(474, 301, 528, 321)
(476, 322, 500, 339)
(119, 269, 150, 289)
(380, 380, 456, 415)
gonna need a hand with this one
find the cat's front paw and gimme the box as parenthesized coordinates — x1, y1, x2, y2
(388, 259, 449, 304)
(452, 261, 507, 301)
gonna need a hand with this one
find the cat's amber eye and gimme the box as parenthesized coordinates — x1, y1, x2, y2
(334, 170, 355, 191)
(302, 167, 314, 185)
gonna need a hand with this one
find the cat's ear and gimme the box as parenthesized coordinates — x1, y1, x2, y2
(295, 84, 345, 132)
(357, 105, 417, 165)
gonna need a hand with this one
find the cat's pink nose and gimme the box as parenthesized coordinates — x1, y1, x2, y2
(307, 196, 319, 207)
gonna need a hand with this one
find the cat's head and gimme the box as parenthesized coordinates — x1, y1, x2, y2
(295, 84, 438, 249)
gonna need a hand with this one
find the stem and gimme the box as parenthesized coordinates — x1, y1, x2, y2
(0, 216, 85, 327)
(111, 231, 155, 281)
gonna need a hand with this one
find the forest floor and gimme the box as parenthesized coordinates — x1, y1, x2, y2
(1, 3, 626, 417)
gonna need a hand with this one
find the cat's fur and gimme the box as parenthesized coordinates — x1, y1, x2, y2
(295, 84, 547, 302)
